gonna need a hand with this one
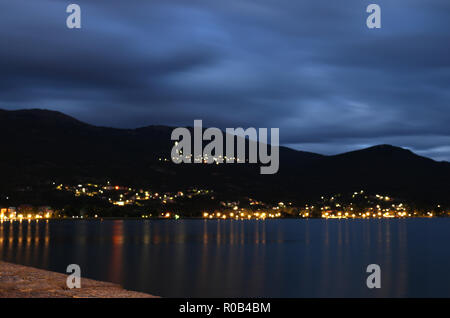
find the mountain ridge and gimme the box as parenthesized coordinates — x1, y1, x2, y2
(0, 108, 437, 162)
(0, 108, 449, 206)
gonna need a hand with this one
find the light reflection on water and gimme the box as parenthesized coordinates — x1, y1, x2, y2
(0, 219, 449, 297)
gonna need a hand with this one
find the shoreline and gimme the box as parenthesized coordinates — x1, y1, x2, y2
(0, 261, 158, 298)
(0, 216, 442, 222)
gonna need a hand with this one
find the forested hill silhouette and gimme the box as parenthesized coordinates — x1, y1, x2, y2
(0, 108, 449, 206)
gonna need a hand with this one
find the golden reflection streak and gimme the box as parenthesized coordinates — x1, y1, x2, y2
(109, 220, 124, 283)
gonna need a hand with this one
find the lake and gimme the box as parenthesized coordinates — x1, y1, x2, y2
(1, 218, 449, 297)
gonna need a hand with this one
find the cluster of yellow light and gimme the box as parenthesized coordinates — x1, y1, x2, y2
(202, 211, 282, 220)
(319, 210, 420, 219)
(61, 182, 208, 208)
(0, 212, 51, 222)
(375, 194, 391, 201)
(321, 212, 357, 219)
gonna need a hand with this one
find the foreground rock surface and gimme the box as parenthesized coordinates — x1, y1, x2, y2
(0, 261, 158, 298)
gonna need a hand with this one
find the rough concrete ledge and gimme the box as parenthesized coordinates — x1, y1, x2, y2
(0, 261, 158, 298)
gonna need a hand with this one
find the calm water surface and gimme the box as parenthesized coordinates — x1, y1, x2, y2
(1, 219, 449, 297)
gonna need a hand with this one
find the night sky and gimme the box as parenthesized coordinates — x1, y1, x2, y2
(1, 1, 450, 160)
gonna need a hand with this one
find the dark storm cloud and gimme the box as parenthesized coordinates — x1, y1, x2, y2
(1, 0, 450, 160)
